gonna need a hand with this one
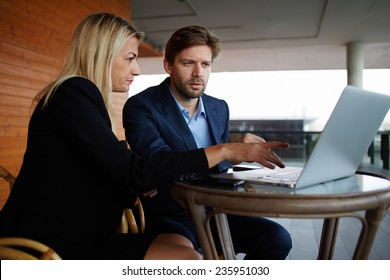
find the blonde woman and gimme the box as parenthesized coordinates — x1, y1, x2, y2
(0, 13, 288, 260)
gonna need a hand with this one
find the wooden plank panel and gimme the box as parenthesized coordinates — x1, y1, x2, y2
(0, 41, 63, 72)
(0, 146, 25, 158)
(0, 116, 29, 128)
(0, 94, 39, 109)
(0, 158, 24, 168)
(0, 83, 38, 99)
(139, 42, 163, 57)
(0, 33, 65, 59)
(0, 18, 69, 58)
(1, 0, 131, 39)
(1, 0, 79, 35)
(0, 136, 27, 147)
(0, 72, 50, 91)
(0, 158, 21, 177)
(0, 63, 58, 84)
(0, 105, 31, 118)
(0, 127, 28, 137)
(0, 0, 134, 184)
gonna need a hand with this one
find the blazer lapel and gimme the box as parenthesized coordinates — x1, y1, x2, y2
(155, 79, 198, 150)
(203, 95, 222, 145)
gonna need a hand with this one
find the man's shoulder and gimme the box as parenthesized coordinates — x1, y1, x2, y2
(202, 93, 228, 106)
(128, 79, 169, 102)
(126, 85, 160, 107)
(132, 86, 155, 98)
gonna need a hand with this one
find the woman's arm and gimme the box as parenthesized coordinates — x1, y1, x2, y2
(204, 141, 288, 169)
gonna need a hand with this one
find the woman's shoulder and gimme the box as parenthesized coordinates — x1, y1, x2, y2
(57, 76, 102, 100)
(52, 76, 105, 109)
(60, 76, 99, 92)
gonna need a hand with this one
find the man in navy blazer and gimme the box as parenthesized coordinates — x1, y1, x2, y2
(123, 26, 292, 259)
(124, 77, 232, 173)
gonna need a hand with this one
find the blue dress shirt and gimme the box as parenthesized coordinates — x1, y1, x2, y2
(170, 91, 213, 148)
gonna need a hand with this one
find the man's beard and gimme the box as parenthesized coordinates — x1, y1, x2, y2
(179, 78, 206, 99)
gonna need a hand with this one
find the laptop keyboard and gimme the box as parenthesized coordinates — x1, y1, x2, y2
(263, 169, 302, 182)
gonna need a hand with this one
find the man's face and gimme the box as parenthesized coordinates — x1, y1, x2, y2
(164, 45, 212, 100)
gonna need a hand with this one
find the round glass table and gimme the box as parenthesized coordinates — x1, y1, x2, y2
(170, 171, 390, 260)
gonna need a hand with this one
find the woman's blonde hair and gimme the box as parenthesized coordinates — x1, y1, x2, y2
(34, 13, 143, 131)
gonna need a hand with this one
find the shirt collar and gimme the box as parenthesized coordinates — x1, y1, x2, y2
(169, 87, 207, 121)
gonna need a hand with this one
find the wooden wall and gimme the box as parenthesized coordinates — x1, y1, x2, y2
(0, 0, 161, 207)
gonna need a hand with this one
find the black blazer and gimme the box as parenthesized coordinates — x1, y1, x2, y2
(0, 77, 209, 258)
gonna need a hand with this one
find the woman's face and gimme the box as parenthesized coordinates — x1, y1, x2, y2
(111, 36, 140, 93)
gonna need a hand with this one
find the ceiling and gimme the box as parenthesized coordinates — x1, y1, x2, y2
(131, 0, 390, 74)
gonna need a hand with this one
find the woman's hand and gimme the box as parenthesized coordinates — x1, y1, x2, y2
(232, 133, 268, 164)
(235, 132, 266, 144)
(143, 189, 158, 198)
(204, 141, 289, 169)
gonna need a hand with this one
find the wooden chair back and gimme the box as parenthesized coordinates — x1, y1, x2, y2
(0, 237, 62, 260)
(0, 164, 15, 189)
(118, 197, 145, 234)
(0, 164, 62, 260)
(0, 163, 145, 259)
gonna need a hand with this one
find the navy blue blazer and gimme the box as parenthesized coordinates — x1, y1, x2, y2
(123, 77, 232, 219)
(123, 77, 232, 174)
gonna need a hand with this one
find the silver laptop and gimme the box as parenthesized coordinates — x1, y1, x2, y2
(212, 85, 390, 188)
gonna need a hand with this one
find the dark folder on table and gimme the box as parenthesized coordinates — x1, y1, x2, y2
(212, 85, 390, 188)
